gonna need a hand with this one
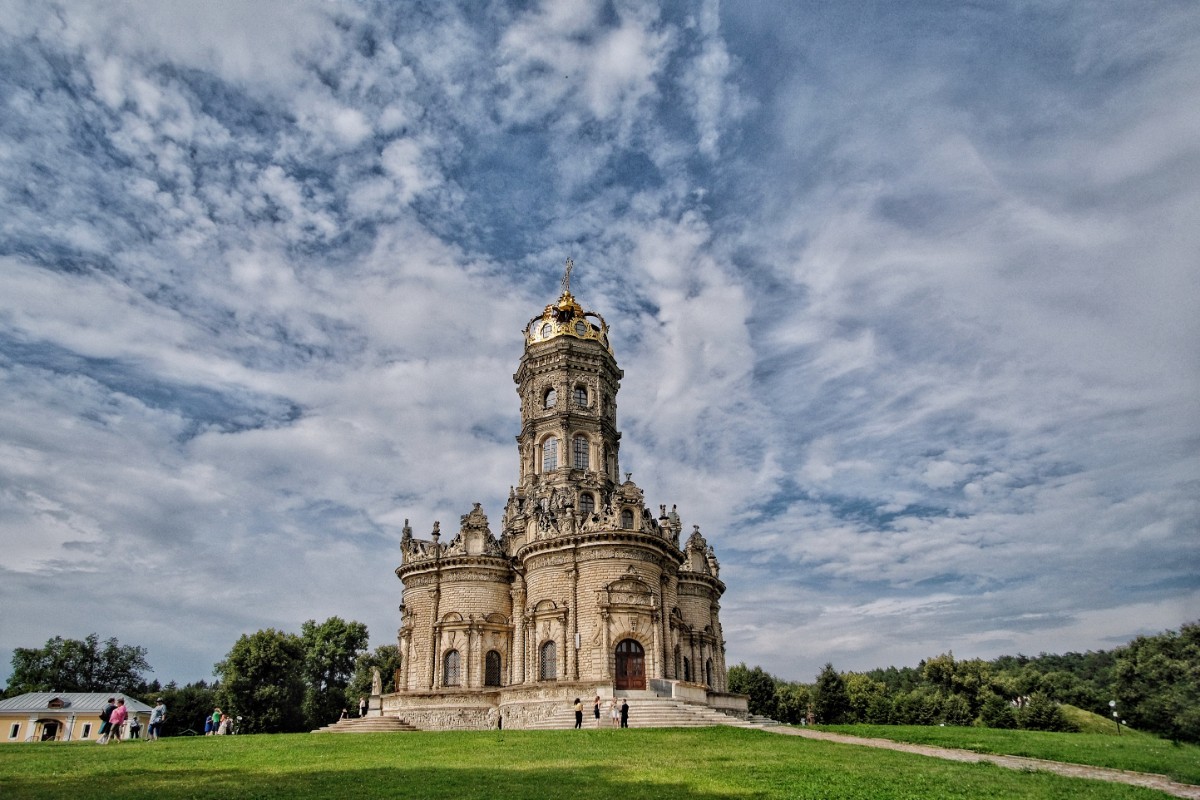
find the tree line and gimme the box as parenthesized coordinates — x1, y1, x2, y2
(7, 620, 1195, 740)
(2, 618, 399, 735)
(728, 620, 1199, 743)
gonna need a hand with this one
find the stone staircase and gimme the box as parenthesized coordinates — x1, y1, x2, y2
(312, 715, 419, 734)
(520, 693, 780, 731)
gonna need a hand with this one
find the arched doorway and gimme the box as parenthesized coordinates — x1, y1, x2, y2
(39, 721, 58, 741)
(615, 639, 645, 690)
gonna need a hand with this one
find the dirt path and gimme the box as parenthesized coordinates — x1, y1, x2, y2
(766, 727, 1200, 799)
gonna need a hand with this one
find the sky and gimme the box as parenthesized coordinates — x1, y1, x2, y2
(1, 0, 1197, 689)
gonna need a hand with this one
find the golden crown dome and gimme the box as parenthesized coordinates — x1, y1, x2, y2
(523, 259, 611, 351)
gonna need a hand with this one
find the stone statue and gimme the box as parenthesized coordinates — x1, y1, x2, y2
(371, 666, 382, 696)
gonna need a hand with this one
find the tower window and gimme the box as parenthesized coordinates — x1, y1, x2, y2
(574, 385, 588, 407)
(443, 650, 461, 687)
(485, 650, 502, 687)
(542, 438, 558, 471)
(544, 388, 557, 409)
(621, 508, 634, 529)
(573, 436, 589, 470)
(540, 641, 557, 680)
(579, 492, 595, 516)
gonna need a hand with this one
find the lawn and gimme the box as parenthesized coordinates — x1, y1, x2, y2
(0, 727, 1185, 799)
(816, 724, 1200, 786)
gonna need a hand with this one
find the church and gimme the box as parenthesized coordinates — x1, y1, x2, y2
(385, 264, 746, 729)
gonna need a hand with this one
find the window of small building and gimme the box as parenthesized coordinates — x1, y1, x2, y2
(542, 437, 558, 471)
(7, 723, 18, 740)
(573, 435, 589, 470)
(443, 649, 461, 687)
(574, 385, 588, 407)
(81, 723, 92, 739)
(579, 492, 595, 517)
(706, 658, 714, 687)
(540, 641, 557, 680)
(683, 657, 692, 682)
(485, 650, 502, 687)
(544, 388, 557, 409)
(621, 508, 634, 529)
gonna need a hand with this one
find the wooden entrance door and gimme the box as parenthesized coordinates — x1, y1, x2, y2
(615, 639, 645, 690)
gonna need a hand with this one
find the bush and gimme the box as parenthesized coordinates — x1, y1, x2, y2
(1019, 692, 1077, 732)
(979, 693, 1018, 729)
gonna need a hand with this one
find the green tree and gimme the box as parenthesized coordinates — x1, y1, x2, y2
(813, 663, 849, 724)
(939, 692, 973, 726)
(1114, 621, 1200, 742)
(774, 682, 812, 724)
(5, 634, 151, 696)
(156, 680, 219, 736)
(300, 617, 369, 728)
(215, 629, 306, 733)
(727, 663, 778, 718)
(843, 673, 889, 724)
(979, 692, 1018, 729)
(1019, 692, 1075, 732)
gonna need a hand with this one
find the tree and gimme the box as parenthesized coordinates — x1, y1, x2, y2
(5, 634, 151, 696)
(215, 629, 306, 733)
(844, 673, 888, 724)
(1018, 692, 1075, 732)
(348, 645, 402, 703)
(979, 692, 1018, 729)
(812, 663, 850, 724)
(1114, 622, 1200, 742)
(300, 617, 369, 728)
(156, 680, 219, 736)
(727, 663, 779, 718)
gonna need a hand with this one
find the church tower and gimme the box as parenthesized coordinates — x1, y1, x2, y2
(392, 262, 738, 728)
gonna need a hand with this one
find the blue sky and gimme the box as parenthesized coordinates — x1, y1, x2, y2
(1, 0, 1197, 687)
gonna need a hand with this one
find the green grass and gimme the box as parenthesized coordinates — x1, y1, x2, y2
(0, 727, 1185, 799)
(816, 724, 1200, 785)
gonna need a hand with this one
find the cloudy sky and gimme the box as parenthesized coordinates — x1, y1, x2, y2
(1, 0, 1197, 688)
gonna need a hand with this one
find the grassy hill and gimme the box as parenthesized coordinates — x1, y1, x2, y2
(1, 726, 1195, 799)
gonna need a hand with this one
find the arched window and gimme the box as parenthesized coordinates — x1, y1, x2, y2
(579, 492, 595, 517)
(484, 650, 502, 687)
(542, 438, 558, 472)
(544, 388, 557, 409)
(683, 657, 692, 682)
(705, 658, 714, 687)
(621, 508, 634, 529)
(573, 435, 589, 470)
(574, 385, 588, 407)
(443, 650, 461, 687)
(540, 641, 557, 681)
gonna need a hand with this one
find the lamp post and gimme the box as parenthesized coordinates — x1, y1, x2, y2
(1109, 699, 1120, 735)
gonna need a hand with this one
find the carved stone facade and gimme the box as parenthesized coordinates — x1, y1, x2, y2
(391, 272, 739, 728)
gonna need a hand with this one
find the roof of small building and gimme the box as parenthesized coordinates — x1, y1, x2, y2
(0, 692, 153, 714)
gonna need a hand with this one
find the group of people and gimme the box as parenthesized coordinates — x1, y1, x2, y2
(96, 697, 166, 743)
(204, 708, 233, 735)
(573, 696, 629, 728)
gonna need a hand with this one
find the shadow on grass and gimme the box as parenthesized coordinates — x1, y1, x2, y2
(0, 763, 743, 800)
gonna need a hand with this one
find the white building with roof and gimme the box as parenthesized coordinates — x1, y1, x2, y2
(0, 692, 152, 743)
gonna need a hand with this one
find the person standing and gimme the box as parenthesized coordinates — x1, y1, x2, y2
(619, 699, 629, 729)
(148, 699, 166, 741)
(108, 699, 128, 744)
(359, 696, 368, 718)
(97, 697, 116, 744)
(609, 698, 619, 727)
(210, 708, 221, 735)
(593, 696, 601, 728)
(573, 698, 583, 729)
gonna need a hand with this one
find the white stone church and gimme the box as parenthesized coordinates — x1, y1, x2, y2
(383, 265, 746, 729)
